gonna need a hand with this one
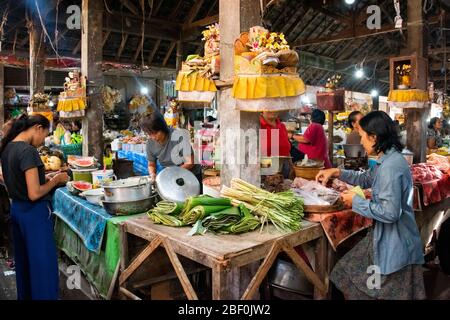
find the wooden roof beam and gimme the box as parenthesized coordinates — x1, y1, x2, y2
(120, 0, 139, 16)
(116, 34, 129, 61)
(303, 0, 352, 25)
(152, 0, 164, 16)
(163, 42, 176, 66)
(169, 0, 184, 19)
(294, 15, 441, 47)
(185, 0, 205, 25)
(148, 39, 161, 64)
(133, 39, 144, 62)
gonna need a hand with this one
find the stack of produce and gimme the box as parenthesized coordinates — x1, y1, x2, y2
(102, 85, 122, 114)
(147, 195, 261, 236)
(427, 153, 450, 173)
(221, 178, 304, 233)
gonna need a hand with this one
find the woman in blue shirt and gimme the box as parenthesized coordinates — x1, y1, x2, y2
(316, 111, 425, 300)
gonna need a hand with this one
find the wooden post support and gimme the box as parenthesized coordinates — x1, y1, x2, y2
(405, 0, 428, 163)
(28, 21, 45, 96)
(81, 0, 104, 162)
(176, 41, 184, 73)
(328, 111, 334, 166)
(219, 0, 261, 188)
(0, 64, 4, 128)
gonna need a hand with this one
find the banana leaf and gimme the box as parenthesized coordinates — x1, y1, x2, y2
(224, 204, 261, 234)
(155, 201, 184, 216)
(180, 196, 232, 219)
(181, 205, 231, 225)
(201, 207, 242, 232)
(148, 211, 185, 227)
(187, 220, 207, 236)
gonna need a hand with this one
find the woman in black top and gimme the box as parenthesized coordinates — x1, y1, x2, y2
(0, 114, 68, 300)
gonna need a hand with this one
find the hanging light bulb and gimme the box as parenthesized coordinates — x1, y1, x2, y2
(345, 0, 355, 4)
(355, 68, 364, 79)
(140, 87, 149, 95)
(371, 89, 379, 97)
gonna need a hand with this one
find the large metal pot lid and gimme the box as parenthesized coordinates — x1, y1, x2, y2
(156, 167, 200, 203)
(103, 176, 151, 188)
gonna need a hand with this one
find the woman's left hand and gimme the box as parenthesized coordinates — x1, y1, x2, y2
(341, 190, 357, 208)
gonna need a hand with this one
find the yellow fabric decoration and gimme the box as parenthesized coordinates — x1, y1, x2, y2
(232, 74, 305, 99)
(388, 89, 429, 103)
(176, 72, 217, 92)
(29, 111, 53, 123)
(57, 98, 86, 112)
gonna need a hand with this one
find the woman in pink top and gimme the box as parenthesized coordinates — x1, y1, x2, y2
(292, 109, 332, 168)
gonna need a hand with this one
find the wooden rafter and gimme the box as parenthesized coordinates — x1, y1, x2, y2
(206, 0, 218, 17)
(120, 0, 139, 16)
(133, 38, 144, 62)
(72, 40, 81, 55)
(184, 0, 205, 25)
(163, 42, 176, 66)
(102, 30, 112, 47)
(169, 0, 183, 20)
(148, 39, 161, 64)
(184, 14, 219, 30)
(304, 0, 352, 25)
(294, 15, 441, 47)
(116, 34, 129, 60)
(152, 0, 164, 17)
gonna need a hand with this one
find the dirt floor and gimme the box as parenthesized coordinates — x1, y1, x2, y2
(1, 257, 449, 300)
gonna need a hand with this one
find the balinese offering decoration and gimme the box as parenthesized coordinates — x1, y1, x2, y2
(57, 70, 87, 118)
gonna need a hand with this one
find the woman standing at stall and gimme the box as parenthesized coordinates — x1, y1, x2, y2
(292, 109, 332, 168)
(427, 117, 444, 149)
(140, 112, 202, 185)
(316, 111, 425, 300)
(0, 114, 69, 300)
(260, 111, 294, 179)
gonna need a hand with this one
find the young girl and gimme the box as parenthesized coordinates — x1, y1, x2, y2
(317, 111, 425, 300)
(0, 114, 68, 300)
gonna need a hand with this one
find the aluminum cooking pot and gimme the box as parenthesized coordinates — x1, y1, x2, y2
(103, 176, 153, 202)
(156, 167, 200, 203)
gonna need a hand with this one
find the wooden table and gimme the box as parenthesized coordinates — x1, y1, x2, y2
(118, 216, 329, 300)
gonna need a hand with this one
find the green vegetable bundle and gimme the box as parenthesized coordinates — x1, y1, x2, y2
(221, 178, 304, 233)
(201, 207, 242, 232)
(179, 196, 232, 223)
(147, 200, 185, 227)
(224, 204, 261, 234)
(181, 205, 231, 225)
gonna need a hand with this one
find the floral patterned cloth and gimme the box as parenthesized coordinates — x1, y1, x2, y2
(330, 227, 426, 300)
(52, 188, 112, 253)
(305, 209, 373, 251)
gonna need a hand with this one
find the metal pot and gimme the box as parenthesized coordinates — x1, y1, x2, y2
(102, 196, 157, 216)
(156, 167, 200, 203)
(268, 258, 314, 295)
(103, 177, 153, 202)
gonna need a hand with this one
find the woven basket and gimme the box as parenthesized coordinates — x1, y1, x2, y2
(294, 166, 324, 180)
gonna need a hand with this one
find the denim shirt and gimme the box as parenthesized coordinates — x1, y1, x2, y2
(340, 149, 424, 275)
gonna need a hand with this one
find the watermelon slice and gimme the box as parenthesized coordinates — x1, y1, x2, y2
(73, 158, 95, 168)
(73, 181, 93, 192)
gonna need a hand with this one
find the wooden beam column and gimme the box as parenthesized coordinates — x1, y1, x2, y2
(405, 0, 428, 163)
(81, 0, 104, 162)
(218, 0, 261, 300)
(0, 64, 4, 128)
(219, 0, 261, 188)
(28, 20, 45, 96)
(176, 41, 184, 72)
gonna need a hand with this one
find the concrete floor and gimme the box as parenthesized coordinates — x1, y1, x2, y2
(1, 257, 449, 300)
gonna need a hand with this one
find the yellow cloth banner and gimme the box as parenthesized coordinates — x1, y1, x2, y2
(232, 74, 305, 99)
(57, 98, 86, 112)
(176, 72, 217, 92)
(388, 89, 429, 103)
(29, 111, 53, 123)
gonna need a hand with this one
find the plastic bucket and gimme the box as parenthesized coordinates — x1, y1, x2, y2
(92, 170, 116, 188)
(71, 168, 97, 183)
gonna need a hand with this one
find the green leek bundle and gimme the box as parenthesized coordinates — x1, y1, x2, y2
(221, 178, 304, 233)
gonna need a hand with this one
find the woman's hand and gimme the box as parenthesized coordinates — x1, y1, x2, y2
(341, 190, 357, 208)
(53, 172, 69, 185)
(316, 168, 340, 186)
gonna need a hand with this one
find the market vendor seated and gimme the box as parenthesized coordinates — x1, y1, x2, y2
(427, 117, 444, 150)
(140, 112, 202, 186)
(316, 111, 425, 300)
(292, 109, 332, 168)
(260, 111, 294, 179)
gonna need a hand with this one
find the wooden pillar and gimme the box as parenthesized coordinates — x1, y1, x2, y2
(176, 41, 184, 72)
(405, 0, 428, 163)
(328, 112, 333, 167)
(28, 21, 45, 96)
(218, 0, 261, 300)
(219, 0, 261, 188)
(0, 64, 4, 128)
(81, 0, 104, 162)
(372, 95, 379, 111)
